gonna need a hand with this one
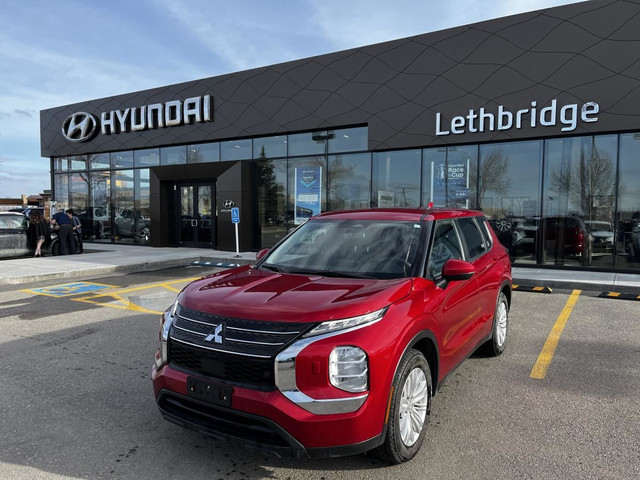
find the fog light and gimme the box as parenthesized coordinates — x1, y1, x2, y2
(329, 346, 368, 393)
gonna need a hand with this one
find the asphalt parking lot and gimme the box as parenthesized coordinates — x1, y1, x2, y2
(0, 267, 638, 480)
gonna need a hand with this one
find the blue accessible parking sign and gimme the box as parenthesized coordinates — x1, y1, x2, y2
(231, 207, 240, 224)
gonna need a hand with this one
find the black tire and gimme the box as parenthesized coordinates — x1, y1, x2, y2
(372, 349, 432, 464)
(482, 291, 509, 356)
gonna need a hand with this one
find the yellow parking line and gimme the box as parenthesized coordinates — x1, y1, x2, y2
(530, 289, 581, 380)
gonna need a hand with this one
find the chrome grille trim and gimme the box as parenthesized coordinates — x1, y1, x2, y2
(170, 336, 272, 359)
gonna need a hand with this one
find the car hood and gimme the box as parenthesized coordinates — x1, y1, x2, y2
(179, 265, 413, 323)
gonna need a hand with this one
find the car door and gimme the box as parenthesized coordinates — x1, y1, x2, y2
(425, 219, 480, 375)
(455, 216, 498, 346)
(0, 215, 30, 258)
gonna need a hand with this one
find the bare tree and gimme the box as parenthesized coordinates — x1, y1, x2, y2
(550, 145, 615, 220)
(472, 149, 511, 212)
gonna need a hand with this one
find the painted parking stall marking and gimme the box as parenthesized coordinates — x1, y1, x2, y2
(73, 277, 202, 314)
(22, 282, 118, 298)
(530, 289, 582, 380)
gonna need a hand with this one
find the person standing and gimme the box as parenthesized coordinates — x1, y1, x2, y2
(51, 208, 75, 255)
(27, 211, 51, 257)
(67, 209, 83, 253)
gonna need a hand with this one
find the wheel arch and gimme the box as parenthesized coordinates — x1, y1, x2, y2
(397, 330, 440, 394)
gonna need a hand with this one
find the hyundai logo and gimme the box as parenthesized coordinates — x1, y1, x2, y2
(204, 323, 224, 344)
(61, 112, 98, 143)
(223, 200, 235, 209)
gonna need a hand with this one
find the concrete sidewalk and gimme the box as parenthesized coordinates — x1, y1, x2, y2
(1, 243, 639, 291)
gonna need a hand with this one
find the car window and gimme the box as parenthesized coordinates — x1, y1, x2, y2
(0, 217, 9, 229)
(480, 218, 494, 248)
(457, 217, 488, 259)
(427, 219, 464, 279)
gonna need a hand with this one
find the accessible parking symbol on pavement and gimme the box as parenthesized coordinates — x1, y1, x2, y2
(22, 282, 118, 298)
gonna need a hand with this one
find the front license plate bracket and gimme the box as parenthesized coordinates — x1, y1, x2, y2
(187, 377, 233, 407)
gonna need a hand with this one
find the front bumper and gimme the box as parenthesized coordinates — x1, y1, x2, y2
(152, 364, 385, 458)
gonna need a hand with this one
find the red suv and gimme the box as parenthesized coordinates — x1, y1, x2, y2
(152, 208, 511, 464)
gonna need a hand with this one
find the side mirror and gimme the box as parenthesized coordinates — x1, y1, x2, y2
(442, 259, 475, 281)
(256, 248, 269, 261)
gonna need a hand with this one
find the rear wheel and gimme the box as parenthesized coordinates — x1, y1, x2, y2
(372, 349, 431, 464)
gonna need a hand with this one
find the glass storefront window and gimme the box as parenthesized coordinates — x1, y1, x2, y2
(221, 139, 252, 161)
(254, 136, 287, 158)
(188, 142, 219, 163)
(112, 169, 135, 243)
(134, 148, 160, 167)
(68, 173, 88, 214)
(289, 156, 327, 224)
(288, 131, 326, 157)
(54, 174, 69, 211)
(543, 135, 617, 268)
(372, 149, 421, 207)
(161, 146, 186, 165)
(328, 153, 371, 211)
(84, 171, 111, 242)
(89, 153, 109, 170)
(111, 151, 133, 169)
(54, 157, 69, 172)
(134, 169, 151, 245)
(479, 140, 542, 264)
(422, 145, 478, 208)
(256, 158, 288, 248)
(328, 127, 367, 153)
(70, 156, 87, 171)
(616, 133, 640, 270)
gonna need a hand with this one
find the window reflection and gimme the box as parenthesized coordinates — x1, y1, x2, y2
(257, 159, 288, 248)
(254, 136, 287, 158)
(221, 139, 251, 160)
(134, 148, 160, 167)
(328, 127, 367, 153)
(328, 153, 371, 211)
(543, 136, 617, 268)
(111, 151, 133, 169)
(288, 132, 326, 157)
(83, 171, 111, 242)
(188, 143, 219, 163)
(89, 153, 109, 170)
(479, 141, 542, 263)
(617, 134, 640, 270)
(161, 146, 186, 165)
(373, 150, 421, 207)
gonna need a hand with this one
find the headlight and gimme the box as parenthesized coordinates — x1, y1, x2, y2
(329, 346, 368, 392)
(155, 298, 179, 369)
(303, 307, 387, 338)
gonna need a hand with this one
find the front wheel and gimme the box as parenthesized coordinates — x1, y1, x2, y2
(372, 349, 432, 464)
(483, 291, 509, 356)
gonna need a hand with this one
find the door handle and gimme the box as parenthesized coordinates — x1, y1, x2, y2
(191, 219, 198, 227)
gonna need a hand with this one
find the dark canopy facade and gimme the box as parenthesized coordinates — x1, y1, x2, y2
(40, 0, 640, 272)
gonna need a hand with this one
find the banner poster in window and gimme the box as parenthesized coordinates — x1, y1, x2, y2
(295, 167, 322, 224)
(430, 159, 470, 208)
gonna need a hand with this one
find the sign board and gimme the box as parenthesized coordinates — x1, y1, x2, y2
(231, 207, 240, 224)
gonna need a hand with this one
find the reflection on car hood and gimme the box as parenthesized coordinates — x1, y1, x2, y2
(180, 265, 413, 323)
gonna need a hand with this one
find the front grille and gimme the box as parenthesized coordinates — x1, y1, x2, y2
(169, 305, 315, 388)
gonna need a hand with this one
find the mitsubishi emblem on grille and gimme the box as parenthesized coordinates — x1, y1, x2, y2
(204, 323, 224, 344)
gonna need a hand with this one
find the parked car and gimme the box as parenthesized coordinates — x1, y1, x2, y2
(152, 208, 512, 463)
(511, 215, 593, 265)
(113, 209, 150, 242)
(584, 220, 614, 255)
(8, 207, 45, 218)
(78, 207, 111, 239)
(0, 212, 78, 258)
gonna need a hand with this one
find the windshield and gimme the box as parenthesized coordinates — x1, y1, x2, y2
(262, 219, 425, 279)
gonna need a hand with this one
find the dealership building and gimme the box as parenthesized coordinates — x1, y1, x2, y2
(40, 0, 640, 272)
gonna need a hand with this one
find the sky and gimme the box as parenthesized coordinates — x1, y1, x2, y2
(0, 0, 578, 199)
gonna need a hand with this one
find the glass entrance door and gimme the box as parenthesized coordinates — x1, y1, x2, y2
(178, 183, 215, 248)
